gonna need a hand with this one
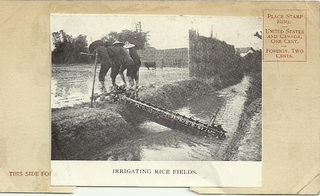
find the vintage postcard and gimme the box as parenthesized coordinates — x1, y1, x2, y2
(0, 1, 319, 194)
(0, 1, 76, 193)
(50, 14, 262, 187)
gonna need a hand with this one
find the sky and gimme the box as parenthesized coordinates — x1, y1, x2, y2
(51, 14, 262, 50)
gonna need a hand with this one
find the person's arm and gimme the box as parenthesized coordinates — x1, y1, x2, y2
(92, 48, 100, 57)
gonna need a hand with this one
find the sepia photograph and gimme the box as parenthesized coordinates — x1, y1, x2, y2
(51, 14, 262, 162)
(1, 0, 318, 192)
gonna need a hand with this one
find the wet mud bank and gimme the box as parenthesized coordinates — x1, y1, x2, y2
(236, 74, 262, 161)
(217, 73, 262, 161)
(52, 73, 244, 160)
(140, 71, 243, 109)
(216, 98, 262, 161)
(51, 106, 131, 160)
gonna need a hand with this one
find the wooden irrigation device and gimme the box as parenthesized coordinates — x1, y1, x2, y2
(83, 51, 226, 139)
(119, 92, 227, 139)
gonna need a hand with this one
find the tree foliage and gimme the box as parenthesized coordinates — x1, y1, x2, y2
(101, 28, 149, 50)
(101, 31, 118, 44)
(52, 30, 90, 64)
(51, 22, 149, 64)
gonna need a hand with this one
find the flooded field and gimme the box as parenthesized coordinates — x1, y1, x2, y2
(51, 64, 261, 161)
(51, 64, 188, 108)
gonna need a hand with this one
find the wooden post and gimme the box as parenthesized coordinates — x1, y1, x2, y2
(90, 51, 98, 108)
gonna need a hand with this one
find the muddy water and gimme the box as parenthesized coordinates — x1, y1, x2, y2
(51, 66, 189, 108)
(51, 65, 100, 108)
(91, 76, 251, 161)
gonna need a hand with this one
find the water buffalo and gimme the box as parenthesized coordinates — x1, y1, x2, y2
(144, 62, 156, 70)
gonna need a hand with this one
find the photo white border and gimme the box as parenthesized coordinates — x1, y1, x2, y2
(50, 13, 262, 187)
(51, 161, 261, 187)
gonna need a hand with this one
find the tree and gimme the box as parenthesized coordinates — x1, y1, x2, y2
(52, 30, 90, 64)
(101, 31, 118, 44)
(100, 22, 149, 50)
(72, 34, 90, 63)
(52, 30, 72, 64)
(118, 29, 149, 49)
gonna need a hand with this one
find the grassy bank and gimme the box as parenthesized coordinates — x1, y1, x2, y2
(51, 106, 130, 160)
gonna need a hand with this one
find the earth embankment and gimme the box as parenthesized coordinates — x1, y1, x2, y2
(51, 106, 129, 160)
(52, 72, 244, 160)
(217, 73, 262, 161)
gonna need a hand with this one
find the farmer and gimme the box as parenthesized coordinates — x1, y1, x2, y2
(89, 40, 120, 93)
(90, 41, 113, 93)
(112, 41, 135, 89)
(160, 58, 164, 69)
(124, 41, 141, 90)
(106, 41, 127, 89)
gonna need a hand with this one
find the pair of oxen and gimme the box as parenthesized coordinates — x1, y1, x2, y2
(88, 40, 141, 93)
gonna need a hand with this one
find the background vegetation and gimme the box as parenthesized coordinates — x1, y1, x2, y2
(51, 22, 149, 64)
